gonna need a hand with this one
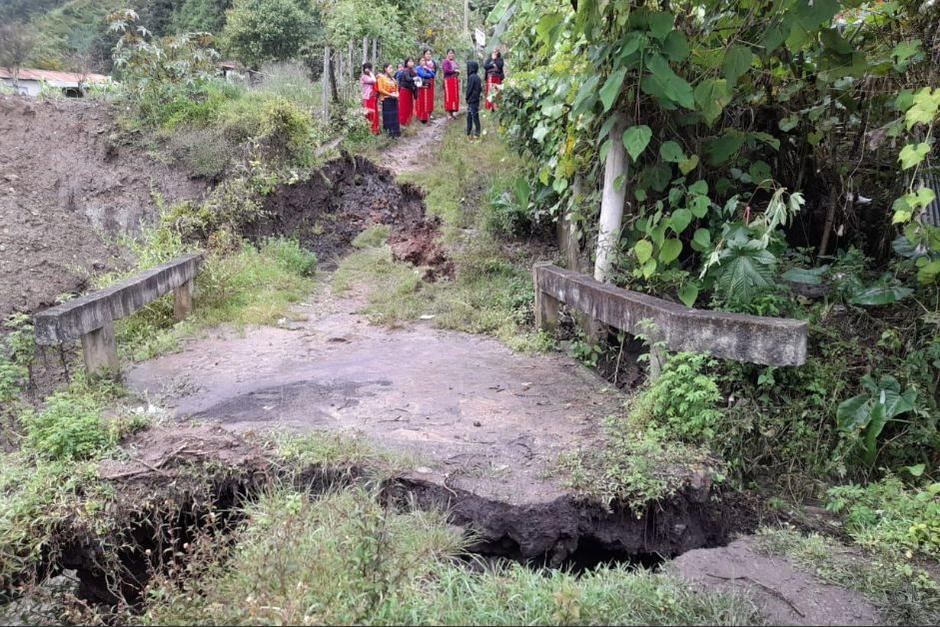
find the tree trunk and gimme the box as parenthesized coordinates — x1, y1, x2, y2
(322, 46, 330, 120)
(362, 37, 368, 65)
(594, 112, 630, 282)
(328, 49, 340, 104)
(372, 39, 377, 65)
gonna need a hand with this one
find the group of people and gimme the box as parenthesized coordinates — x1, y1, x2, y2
(359, 49, 506, 140)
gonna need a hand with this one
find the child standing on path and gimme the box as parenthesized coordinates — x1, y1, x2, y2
(465, 60, 482, 139)
(360, 63, 379, 135)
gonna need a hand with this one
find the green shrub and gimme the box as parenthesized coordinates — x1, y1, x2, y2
(633, 353, 724, 445)
(22, 393, 112, 462)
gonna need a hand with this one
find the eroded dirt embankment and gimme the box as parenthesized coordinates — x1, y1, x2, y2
(250, 153, 451, 276)
(0, 96, 203, 320)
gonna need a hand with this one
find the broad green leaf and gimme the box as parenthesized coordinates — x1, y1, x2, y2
(513, 177, 530, 209)
(918, 259, 940, 284)
(599, 68, 627, 112)
(619, 32, 645, 58)
(748, 160, 772, 185)
(848, 285, 914, 306)
(622, 125, 652, 161)
(659, 238, 682, 263)
(722, 45, 753, 84)
(678, 283, 699, 308)
(688, 180, 708, 195)
(899, 142, 931, 169)
(781, 266, 828, 285)
(837, 395, 870, 431)
(779, 115, 800, 132)
(659, 140, 684, 163)
(691, 228, 711, 251)
(663, 31, 689, 61)
(669, 208, 693, 233)
(533, 124, 550, 142)
(644, 55, 695, 109)
(647, 11, 674, 40)
(689, 194, 710, 218)
(894, 89, 914, 112)
(572, 75, 601, 115)
(693, 78, 731, 126)
(705, 132, 745, 165)
(678, 155, 699, 175)
(536, 13, 563, 46)
(905, 87, 940, 129)
(906, 463, 926, 477)
(634, 239, 653, 263)
(820, 28, 854, 55)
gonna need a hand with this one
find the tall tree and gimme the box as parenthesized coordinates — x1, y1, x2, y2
(223, 0, 315, 68)
(0, 22, 37, 88)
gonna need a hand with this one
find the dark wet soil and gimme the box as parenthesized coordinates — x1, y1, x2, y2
(250, 154, 446, 271)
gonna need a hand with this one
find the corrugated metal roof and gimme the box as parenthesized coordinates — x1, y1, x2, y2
(0, 68, 109, 85)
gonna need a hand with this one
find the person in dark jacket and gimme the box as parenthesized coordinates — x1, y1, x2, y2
(483, 50, 504, 111)
(465, 60, 482, 139)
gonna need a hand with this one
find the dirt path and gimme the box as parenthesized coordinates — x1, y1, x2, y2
(382, 115, 452, 176)
(127, 286, 619, 506)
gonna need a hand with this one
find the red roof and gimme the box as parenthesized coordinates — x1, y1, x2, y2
(0, 68, 109, 84)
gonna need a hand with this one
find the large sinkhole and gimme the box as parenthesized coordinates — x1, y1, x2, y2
(16, 468, 752, 619)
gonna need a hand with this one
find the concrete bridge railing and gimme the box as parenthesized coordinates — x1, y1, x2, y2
(533, 262, 807, 368)
(34, 253, 203, 377)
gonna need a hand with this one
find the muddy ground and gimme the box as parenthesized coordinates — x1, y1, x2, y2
(251, 154, 449, 276)
(0, 96, 203, 320)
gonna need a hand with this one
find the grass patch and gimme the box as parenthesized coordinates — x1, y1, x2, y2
(557, 417, 719, 511)
(756, 527, 940, 625)
(141, 487, 760, 625)
(274, 430, 421, 480)
(100, 228, 317, 362)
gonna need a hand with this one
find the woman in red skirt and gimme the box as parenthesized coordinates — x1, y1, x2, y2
(415, 58, 436, 124)
(359, 63, 379, 135)
(396, 59, 417, 126)
(421, 49, 437, 115)
(483, 50, 504, 111)
(442, 49, 460, 119)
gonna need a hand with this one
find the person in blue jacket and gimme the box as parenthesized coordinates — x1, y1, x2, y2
(415, 60, 436, 124)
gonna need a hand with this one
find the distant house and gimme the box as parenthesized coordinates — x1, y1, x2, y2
(0, 68, 110, 98)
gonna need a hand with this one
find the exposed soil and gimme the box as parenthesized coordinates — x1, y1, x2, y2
(671, 537, 882, 626)
(251, 153, 450, 274)
(0, 96, 203, 320)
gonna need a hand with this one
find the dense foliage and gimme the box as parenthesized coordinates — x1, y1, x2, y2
(488, 0, 939, 487)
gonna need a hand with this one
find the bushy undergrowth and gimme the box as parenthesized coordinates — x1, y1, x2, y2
(0, 378, 147, 591)
(141, 488, 758, 626)
(827, 476, 940, 560)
